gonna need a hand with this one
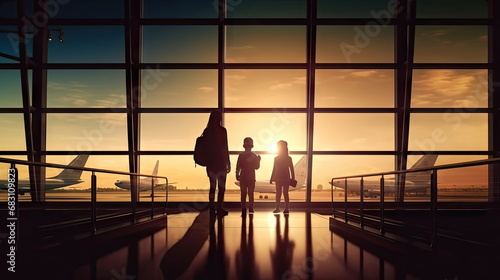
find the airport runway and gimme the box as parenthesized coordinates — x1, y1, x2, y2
(0, 190, 488, 203)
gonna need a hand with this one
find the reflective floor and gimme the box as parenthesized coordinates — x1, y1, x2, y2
(67, 210, 434, 280)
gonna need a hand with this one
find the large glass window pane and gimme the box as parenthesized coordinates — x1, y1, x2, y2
(44, 155, 129, 202)
(316, 25, 394, 63)
(143, 0, 218, 18)
(314, 113, 394, 151)
(47, 70, 126, 108)
(225, 113, 307, 152)
(46, 113, 128, 151)
(312, 155, 394, 202)
(407, 155, 488, 202)
(141, 69, 217, 108)
(0, 1, 16, 18)
(51, 0, 124, 18)
(0, 26, 19, 63)
(227, 0, 306, 18)
(225, 69, 306, 108)
(414, 26, 487, 63)
(315, 69, 394, 108)
(143, 26, 217, 63)
(48, 26, 125, 63)
(140, 155, 211, 202)
(141, 113, 209, 151)
(412, 69, 488, 108)
(317, 0, 397, 18)
(408, 113, 488, 151)
(226, 26, 306, 63)
(417, 0, 488, 19)
(0, 70, 22, 107)
(0, 114, 26, 151)
(0, 156, 29, 202)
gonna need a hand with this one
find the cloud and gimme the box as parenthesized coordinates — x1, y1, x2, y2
(198, 86, 214, 92)
(350, 70, 378, 78)
(413, 70, 483, 98)
(228, 45, 256, 51)
(269, 83, 293, 90)
(421, 29, 449, 38)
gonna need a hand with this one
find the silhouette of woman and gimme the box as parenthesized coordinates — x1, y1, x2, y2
(204, 111, 231, 215)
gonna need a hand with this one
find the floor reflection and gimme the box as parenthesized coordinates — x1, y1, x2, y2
(69, 210, 489, 280)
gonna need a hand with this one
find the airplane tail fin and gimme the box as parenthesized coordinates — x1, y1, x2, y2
(407, 154, 438, 182)
(53, 155, 90, 180)
(294, 155, 308, 189)
(152, 160, 159, 184)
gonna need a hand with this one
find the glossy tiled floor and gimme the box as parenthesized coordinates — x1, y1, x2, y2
(69, 210, 433, 280)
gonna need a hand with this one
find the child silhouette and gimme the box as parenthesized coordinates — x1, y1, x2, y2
(270, 140, 295, 214)
(236, 137, 261, 214)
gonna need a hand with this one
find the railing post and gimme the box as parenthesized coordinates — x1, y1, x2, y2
(344, 178, 348, 222)
(330, 178, 334, 217)
(151, 177, 154, 219)
(380, 175, 385, 233)
(430, 169, 438, 248)
(131, 174, 137, 223)
(165, 178, 168, 214)
(91, 171, 97, 234)
(360, 177, 364, 227)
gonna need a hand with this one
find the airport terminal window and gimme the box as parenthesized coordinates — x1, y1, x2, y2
(315, 69, 394, 108)
(140, 113, 210, 151)
(414, 26, 488, 63)
(0, 70, 23, 108)
(48, 26, 125, 63)
(225, 69, 307, 108)
(46, 113, 128, 151)
(142, 26, 218, 63)
(408, 113, 488, 152)
(140, 69, 218, 108)
(50, 0, 124, 18)
(317, 0, 395, 18)
(47, 70, 126, 108)
(0, 26, 20, 63)
(226, 0, 306, 18)
(416, 0, 488, 19)
(0, 114, 26, 151)
(0, 1, 16, 18)
(316, 25, 394, 63)
(1, 0, 498, 204)
(311, 155, 394, 202)
(314, 113, 395, 151)
(142, 0, 218, 18)
(226, 26, 307, 63)
(140, 155, 209, 193)
(411, 69, 489, 108)
(225, 113, 307, 152)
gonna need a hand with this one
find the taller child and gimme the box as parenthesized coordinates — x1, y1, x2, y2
(270, 140, 295, 214)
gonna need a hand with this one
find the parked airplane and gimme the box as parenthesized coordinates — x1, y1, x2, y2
(330, 154, 439, 197)
(114, 160, 166, 191)
(0, 154, 90, 195)
(235, 155, 308, 199)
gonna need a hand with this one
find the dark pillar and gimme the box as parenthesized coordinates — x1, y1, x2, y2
(489, 0, 500, 204)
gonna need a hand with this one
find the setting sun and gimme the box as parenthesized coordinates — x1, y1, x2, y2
(268, 143, 278, 154)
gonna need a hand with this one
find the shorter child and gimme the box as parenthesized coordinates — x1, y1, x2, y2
(270, 140, 295, 214)
(236, 137, 261, 214)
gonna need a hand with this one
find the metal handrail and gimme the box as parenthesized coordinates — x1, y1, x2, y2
(0, 156, 169, 235)
(330, 156, 500, 248)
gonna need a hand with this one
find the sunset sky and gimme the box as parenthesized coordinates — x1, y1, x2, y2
(0, 0, 493, 194)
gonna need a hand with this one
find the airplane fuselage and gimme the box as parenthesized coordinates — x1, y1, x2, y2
(0, 179, 84, 194)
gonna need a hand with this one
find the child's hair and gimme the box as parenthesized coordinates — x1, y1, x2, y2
(243, 137, 254, 149)
(277, 140, 288, 156)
